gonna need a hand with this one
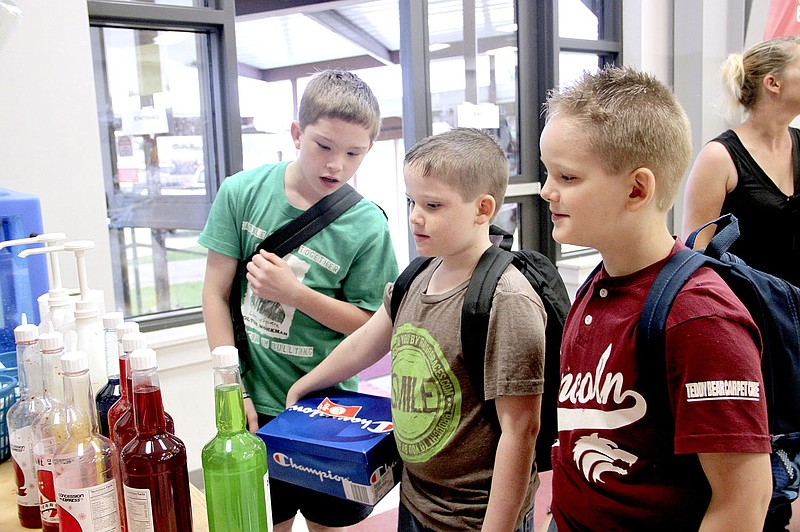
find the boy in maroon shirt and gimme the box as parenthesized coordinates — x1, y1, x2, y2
(541, 66, 772, 530)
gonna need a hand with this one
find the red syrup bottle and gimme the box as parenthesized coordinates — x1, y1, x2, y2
(120, 348, 192, 531)
(107, 323, 141, 445)
(110, 332, 174, 456)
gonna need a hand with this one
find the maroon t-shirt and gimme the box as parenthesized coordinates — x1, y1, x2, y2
(552, 240, 771, 530)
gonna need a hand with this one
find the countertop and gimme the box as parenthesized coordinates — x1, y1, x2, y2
(0, 458, 209, 531)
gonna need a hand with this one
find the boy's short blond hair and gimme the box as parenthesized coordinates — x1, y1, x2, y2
(404, 128, 509, 219)
(298, 69, 382, 141)
(544, 66, 692, 212)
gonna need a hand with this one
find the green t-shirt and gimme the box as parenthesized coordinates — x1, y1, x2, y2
(199, 161, 399, 415)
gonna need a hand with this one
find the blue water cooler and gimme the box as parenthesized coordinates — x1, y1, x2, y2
(0, 188, 50, 375)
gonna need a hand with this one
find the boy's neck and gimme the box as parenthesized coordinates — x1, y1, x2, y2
(600, 222, 675, 278)
(284, 161, 323, 209)
(428, 240, 492, 295)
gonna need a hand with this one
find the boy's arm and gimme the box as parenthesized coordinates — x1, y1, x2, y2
(482, 394, 541, 532)
(286, 305, 393, 407)
(247, 250, 374, 334)
(698, 452, 771, 532)
(202, 250, 238, 348)
(202, 250, 260, 431)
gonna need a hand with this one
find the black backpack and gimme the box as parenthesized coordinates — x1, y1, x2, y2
(634, 214, 800, 506)
(389, 225, 570, 471)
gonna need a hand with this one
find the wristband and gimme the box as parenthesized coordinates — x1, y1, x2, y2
(241, 389, 250, 399)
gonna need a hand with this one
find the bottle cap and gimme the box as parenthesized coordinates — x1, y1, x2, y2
(102, 312, 124, 330)
(39, 330, 64, 352)
(14, 313, 39, 343)
(61, 350, 89, 373)
(129, 348, 157, 371)
(116, 321, 140, 341)
(211, 345, 239, 369)
(121, 332, 147, 354)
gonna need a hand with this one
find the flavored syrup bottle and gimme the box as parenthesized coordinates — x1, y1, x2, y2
(31, 326, 69, 532)
(121, 348, 192, 531)
(96, 312, 124, 437)
(111, 333, 174, 454)
(202, 346, 271, 532)
(8, 313, 47, 528)
(53, 350, 124, 532)
(106, 323, 140, 444)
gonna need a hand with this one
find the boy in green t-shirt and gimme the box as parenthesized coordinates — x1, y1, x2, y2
(199, 69, 398, 531)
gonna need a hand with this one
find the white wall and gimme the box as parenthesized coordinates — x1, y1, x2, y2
(0, 0, 114, 306)
(0, 0, 215, 475)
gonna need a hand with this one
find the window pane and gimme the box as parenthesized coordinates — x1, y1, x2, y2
(121, 228, 206, 316)
(559, 52, 601, 87)
(428, 0, 519, 175)
(93, 25, 215, 317)
(558, 0, 600, 40)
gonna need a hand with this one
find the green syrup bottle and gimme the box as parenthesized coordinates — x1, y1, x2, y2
(201, 346, 271, 532)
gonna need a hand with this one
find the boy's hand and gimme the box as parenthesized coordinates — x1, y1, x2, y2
(244, 397, 259, 433)
(285, 383, 302, 409)
(246, 251, 302, 305)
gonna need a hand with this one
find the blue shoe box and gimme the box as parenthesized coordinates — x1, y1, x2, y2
(256, 390, 401, 505)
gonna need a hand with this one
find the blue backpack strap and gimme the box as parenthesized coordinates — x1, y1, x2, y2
(462, 245, 515, 400)
(638, 250, 711, 355)
(685, 213, 740, 257)
(390, 256, 434, 323)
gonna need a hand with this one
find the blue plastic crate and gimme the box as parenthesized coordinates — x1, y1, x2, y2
(0, 373, 18, 463)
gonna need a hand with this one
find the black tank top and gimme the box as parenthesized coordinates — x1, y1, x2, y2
(713, 128, 800, 286)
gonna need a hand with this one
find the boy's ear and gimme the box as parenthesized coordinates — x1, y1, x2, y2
(626, 167, 657, 211)
(476, 194, 496, 224)
(290, 121, 302, 148)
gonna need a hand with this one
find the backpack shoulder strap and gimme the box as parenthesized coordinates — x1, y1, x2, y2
(638, 250, 711, 356)
(390, 256, 435, 323)
(246, 184, 362, 265)
(462, 245, 515, 400)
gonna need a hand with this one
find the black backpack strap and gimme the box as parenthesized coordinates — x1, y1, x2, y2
(238, 184, 363, 276)
(489, 224, 514, 251)
(462, 245, 515, 400)
(390, 256, 434, 322)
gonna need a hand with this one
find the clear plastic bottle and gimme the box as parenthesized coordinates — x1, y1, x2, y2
(111, 332, 174, 455)
(96, 312, 124, 437)
(106, 323, 140, 445)
(202, 346, 271, 532)
(31, 326, 69, 532)
(8, 313, 47, 528)
(121, 348, 192, 532)
(53, 350, 125, 532)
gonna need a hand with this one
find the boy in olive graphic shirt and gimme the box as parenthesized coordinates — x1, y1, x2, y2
(288, 128, 546, 531)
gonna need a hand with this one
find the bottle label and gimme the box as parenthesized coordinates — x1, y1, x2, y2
(10, 426, 39, 507)
(123, 484, 155, 532)
(56, 479, 121, 532)
(34, 437, 58, 525)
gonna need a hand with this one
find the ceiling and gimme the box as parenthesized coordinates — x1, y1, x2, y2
(233, 0, 517, 82)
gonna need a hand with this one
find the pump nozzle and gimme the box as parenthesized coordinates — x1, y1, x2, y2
(62, 241, 97, 319)
(18, 236, 70, 309)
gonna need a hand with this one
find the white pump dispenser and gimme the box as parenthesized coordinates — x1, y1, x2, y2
(24, 241, 107, 393)
(15, 233, 75, 334)
(65, 240, 107, 394)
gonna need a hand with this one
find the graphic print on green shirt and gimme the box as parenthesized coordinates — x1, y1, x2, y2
(391, 323, 462, 463)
